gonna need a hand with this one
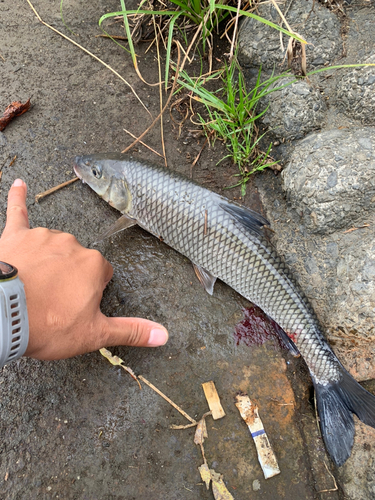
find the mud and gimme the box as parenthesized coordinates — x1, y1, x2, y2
(0, 1, 369, 499)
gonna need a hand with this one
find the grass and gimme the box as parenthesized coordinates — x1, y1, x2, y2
(177, 59, 294, 195)
(98, 0, 306, 88)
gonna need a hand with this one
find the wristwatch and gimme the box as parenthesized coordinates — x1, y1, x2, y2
(0, 262, 29, 368)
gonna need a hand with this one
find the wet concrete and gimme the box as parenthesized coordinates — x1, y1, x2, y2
(0, 1, 368, 499)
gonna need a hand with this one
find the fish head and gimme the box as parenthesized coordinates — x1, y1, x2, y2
(73, 154, 132, 213)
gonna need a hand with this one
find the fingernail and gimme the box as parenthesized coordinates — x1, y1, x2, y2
(148, 328, 168, 347)
(13, 179, 24, 187)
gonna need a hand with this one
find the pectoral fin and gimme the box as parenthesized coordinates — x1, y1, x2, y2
(95, 214, 138, 243)
(193, 263, 217, 295)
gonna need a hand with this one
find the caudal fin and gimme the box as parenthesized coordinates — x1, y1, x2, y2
(314, 369, 375, 467)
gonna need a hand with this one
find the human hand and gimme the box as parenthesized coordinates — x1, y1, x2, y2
(0, 179, 168, 360)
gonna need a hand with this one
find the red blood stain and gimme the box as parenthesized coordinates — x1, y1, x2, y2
(234, 305, 289, 351)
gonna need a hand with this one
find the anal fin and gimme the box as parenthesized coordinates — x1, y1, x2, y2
(193, 263, 217, 296)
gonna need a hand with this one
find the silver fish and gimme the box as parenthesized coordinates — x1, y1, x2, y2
(74, 153, 375, 466)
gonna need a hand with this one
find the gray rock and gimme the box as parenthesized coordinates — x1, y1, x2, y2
(0, 132, 6, 147)
(257, 167, 375, 380)
(281, 127, 375, 234)
(335, 55, 375, 125)
(261, 77, 326, 141)
(238, 0, 342, 71)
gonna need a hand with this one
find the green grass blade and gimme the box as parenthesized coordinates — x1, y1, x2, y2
(214, 5, 307, 43)
(60, 0, 78, 36)
(307, 63, 375, 76)
(119, 0, 137, 67)
(165, 13, 183, 88)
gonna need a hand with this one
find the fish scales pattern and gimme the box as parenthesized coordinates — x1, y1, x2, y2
(123, 160, 340, 385)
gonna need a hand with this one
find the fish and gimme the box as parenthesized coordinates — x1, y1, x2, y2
(74, 153, 375, 466)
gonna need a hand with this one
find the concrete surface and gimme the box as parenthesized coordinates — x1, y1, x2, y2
(0, 1, 373, 499)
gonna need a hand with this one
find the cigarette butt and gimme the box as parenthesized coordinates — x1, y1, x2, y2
(202, 381, 226, 420)
(235, 393, 280, 479)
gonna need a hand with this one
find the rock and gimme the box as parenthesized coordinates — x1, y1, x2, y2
(260, 77, 326, 141)
(0, 132, 7, 147)
(336, 421, 375, 500)
(257, 168, 375, 381)
(238, 0, 342, 71)
(281, 127, 375, 234)
(238, 1, 375, 498)
(335, 55, 375, 125)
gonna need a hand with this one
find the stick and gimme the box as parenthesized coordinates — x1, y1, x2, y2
(138, 375, 197, 424)
(123, 128, 163, 157)
(317, 461, 338, 493)
(99, 348, 142, 390)
(190, 136, 209, 177)
(228, 0, 242, 63)
(170, 411, 211, 430)
(202, 381, 226, 420)
(8, 155, 17, 168)
(25, 0, 150, 116)
(121, 42, 181, 154)
(153, 17, 167, 167)
(35, 177, 79, 203)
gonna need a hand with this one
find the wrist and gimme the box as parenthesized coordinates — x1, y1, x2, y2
(0, 262, 29, 368)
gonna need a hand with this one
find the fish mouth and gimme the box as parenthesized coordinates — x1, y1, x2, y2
(73, 159, 85, 183)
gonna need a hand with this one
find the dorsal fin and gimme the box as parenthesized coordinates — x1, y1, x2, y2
(219, 202, 269, 236)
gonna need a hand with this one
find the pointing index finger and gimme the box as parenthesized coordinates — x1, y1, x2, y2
(4, 179, 30, 234)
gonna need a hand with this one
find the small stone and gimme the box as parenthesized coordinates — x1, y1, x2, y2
(252, 479, 261, 491)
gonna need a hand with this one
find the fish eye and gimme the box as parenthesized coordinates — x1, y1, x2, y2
(91, 165, 102, 179)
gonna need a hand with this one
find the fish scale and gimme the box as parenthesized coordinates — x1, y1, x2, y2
(122, 159, 340, 384)
(74, 153, 375, 466)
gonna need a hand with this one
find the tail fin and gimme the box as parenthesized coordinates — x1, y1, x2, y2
(314, 369, 375, 467)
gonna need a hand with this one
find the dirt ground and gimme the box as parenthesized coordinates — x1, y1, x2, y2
(0, 1, 372, 499)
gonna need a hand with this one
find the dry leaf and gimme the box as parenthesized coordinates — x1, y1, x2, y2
(198, 463, 211, 490)
(210, 470, 234, 500)
(0, 99, 31, 131)
(194, 416, 208, 445)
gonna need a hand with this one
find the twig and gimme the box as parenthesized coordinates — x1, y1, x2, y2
(190, 136, 209, 177)
(138, 375, 197, 424)
(99, 348, 142, 390)
(170, 422, 199, 430)
(96, 34, 128, 40)
(343, 224, 370, 233)
(123, 128, 163, 157)
(35, 177, 79, 203)
(25, 0, 150, 116)
(0, 53, 4, 62)
(8, 155, 17, 168)
(153, 16, 167, 167)
(121, 42, 181, 154)
(171, 410, 212, 430)
(228, 0, 242, 62)
(270, 0, 294, 33)
(317, 462, 338, 493)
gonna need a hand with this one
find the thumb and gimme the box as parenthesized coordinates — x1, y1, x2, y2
(101, 316, 169, 348)
(3, 179, 29, 236)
